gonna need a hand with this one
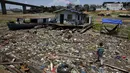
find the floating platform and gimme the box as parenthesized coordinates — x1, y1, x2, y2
(47, 23, 92, 29)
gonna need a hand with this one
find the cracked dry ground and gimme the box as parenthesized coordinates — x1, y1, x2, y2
(0, 26, 130, 73)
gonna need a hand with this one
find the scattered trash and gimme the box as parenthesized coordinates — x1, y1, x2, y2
(80, 67, 87, 73)
(0, 25, 130, 73)
(122, 56, 126, 60)
(57, 63, 71, 73)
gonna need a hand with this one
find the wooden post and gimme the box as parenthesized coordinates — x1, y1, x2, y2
(22, 5, 26, 14)
(89, 16, 92, 24)
(1, 0, 7, 14)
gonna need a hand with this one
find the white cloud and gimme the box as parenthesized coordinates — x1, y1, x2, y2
(49, 0, 68, 6)
(49, 0, 80, 6)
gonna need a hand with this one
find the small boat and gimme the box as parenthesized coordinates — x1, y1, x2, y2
(7, 17, 48, 30)
(7, 22, 37, 30)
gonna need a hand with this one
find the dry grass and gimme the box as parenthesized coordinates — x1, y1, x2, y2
(96, 10, 130, 13)
(0, 12, 54, 24)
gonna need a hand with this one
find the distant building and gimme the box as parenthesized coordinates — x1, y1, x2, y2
(96, 7, 107, 11)
(103, 2, 124, 10)
(54, 9, 89, 25)
(10, 8, 22, 12)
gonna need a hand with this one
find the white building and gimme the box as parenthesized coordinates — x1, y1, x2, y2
(104, 2, 124, 10)
(54, 9, 90, 25)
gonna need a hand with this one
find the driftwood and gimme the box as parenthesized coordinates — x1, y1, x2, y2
(57, 54, 91, 62)
(62, 40, 85, 43)
(58, 54, 129, 73)
(80, 25, 92, 34)
(6, 66, 23, 73)
(104, 64, 129, 73)
(58, 54, 83, 59)
(0, 62, 23, 65)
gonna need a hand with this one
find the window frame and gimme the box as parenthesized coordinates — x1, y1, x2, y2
(67, 14, 73, 20)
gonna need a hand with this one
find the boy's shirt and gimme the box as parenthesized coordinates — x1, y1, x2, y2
(97, 47, 104, 57)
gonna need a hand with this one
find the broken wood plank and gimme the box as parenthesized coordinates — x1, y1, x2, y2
(6, 66, 22, 73)
(80, 25, 92, 34)
(58, 54, 81, 59)
(104, 64, 129, 73)
(0, 69, 11, 73)
(62, 40, 85, 43)
(57, 54, 89, 61)
(0, 62, 23, 65)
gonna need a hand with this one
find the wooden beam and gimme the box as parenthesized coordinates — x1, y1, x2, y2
(0, 62, 23, 65)
(0, 0, 39, 7)
(104, 64, 129, 73)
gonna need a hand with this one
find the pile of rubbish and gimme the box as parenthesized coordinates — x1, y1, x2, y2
(0, 27, 130, 73)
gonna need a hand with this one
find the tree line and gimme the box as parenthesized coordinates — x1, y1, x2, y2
(27, 4, 97, 13)
(27, 2, 130, 13)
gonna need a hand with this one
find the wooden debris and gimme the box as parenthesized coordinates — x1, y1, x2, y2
(80, 25, 92, 34)
(0, 69, 10, 73)
(62, 40, 85, 43)
(0, 62, 23, 65)
(20, 63, 30, 73)
(58, 54, 87, 61)
(104, 64, 129, 73)
(6, 66, 22, 73)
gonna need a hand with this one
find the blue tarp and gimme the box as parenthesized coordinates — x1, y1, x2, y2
(102, 18, 122, 25)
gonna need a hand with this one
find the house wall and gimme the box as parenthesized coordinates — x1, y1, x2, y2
(55, 10, 78, 23)
(55, 10, 89, 25)
(105, 3, 123, 10)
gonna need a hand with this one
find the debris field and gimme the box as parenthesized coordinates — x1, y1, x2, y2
(0, 26, 130, 73)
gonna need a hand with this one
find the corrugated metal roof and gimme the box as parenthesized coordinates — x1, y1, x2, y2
(54, 8, 85, 14)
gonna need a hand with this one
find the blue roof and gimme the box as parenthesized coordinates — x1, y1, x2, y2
(102, 18, 122, 25)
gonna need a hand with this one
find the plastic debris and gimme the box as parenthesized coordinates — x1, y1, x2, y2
(0, 26, 130, 73)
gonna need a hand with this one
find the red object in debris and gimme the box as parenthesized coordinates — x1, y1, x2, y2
(51, 68, 56, 73)
(4, 40, 9, 44)
(122, 56, 126, 59)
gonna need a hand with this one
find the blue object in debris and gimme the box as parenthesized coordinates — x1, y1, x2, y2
(91, 66, 98, 72)
(80, 67, 87, 73)
(115, 55, 121, 59)
(40, 65, 45, 70)
(99, 67, 104, 73)
(81, 69, 86, 73)
(102, 18, 122, 25)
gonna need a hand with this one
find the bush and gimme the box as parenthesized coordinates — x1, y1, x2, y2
(93, 23, 102, 31)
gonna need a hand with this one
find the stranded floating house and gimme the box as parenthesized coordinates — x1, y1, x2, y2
(54, 8, 92, 26)
(7, 9, 92, 30)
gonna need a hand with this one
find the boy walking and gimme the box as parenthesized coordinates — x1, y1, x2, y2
(96, 42, 104, 65)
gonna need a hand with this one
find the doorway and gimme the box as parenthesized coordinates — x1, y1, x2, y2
(60, 14, 64, 24)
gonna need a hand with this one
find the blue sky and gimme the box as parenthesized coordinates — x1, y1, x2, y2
(0, 0, 129, 9)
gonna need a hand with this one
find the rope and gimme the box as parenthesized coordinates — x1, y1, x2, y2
(103, 24, 119, 33)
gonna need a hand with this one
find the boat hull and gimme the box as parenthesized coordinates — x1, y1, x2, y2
(7, 23, 37, 30)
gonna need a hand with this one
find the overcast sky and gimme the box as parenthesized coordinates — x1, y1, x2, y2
(0, 0, 129, 9)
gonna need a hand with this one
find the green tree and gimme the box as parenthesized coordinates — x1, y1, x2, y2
(90, 5, 96, 11)
(75, 5, 80, 11)
(84, 4, 89, 11)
